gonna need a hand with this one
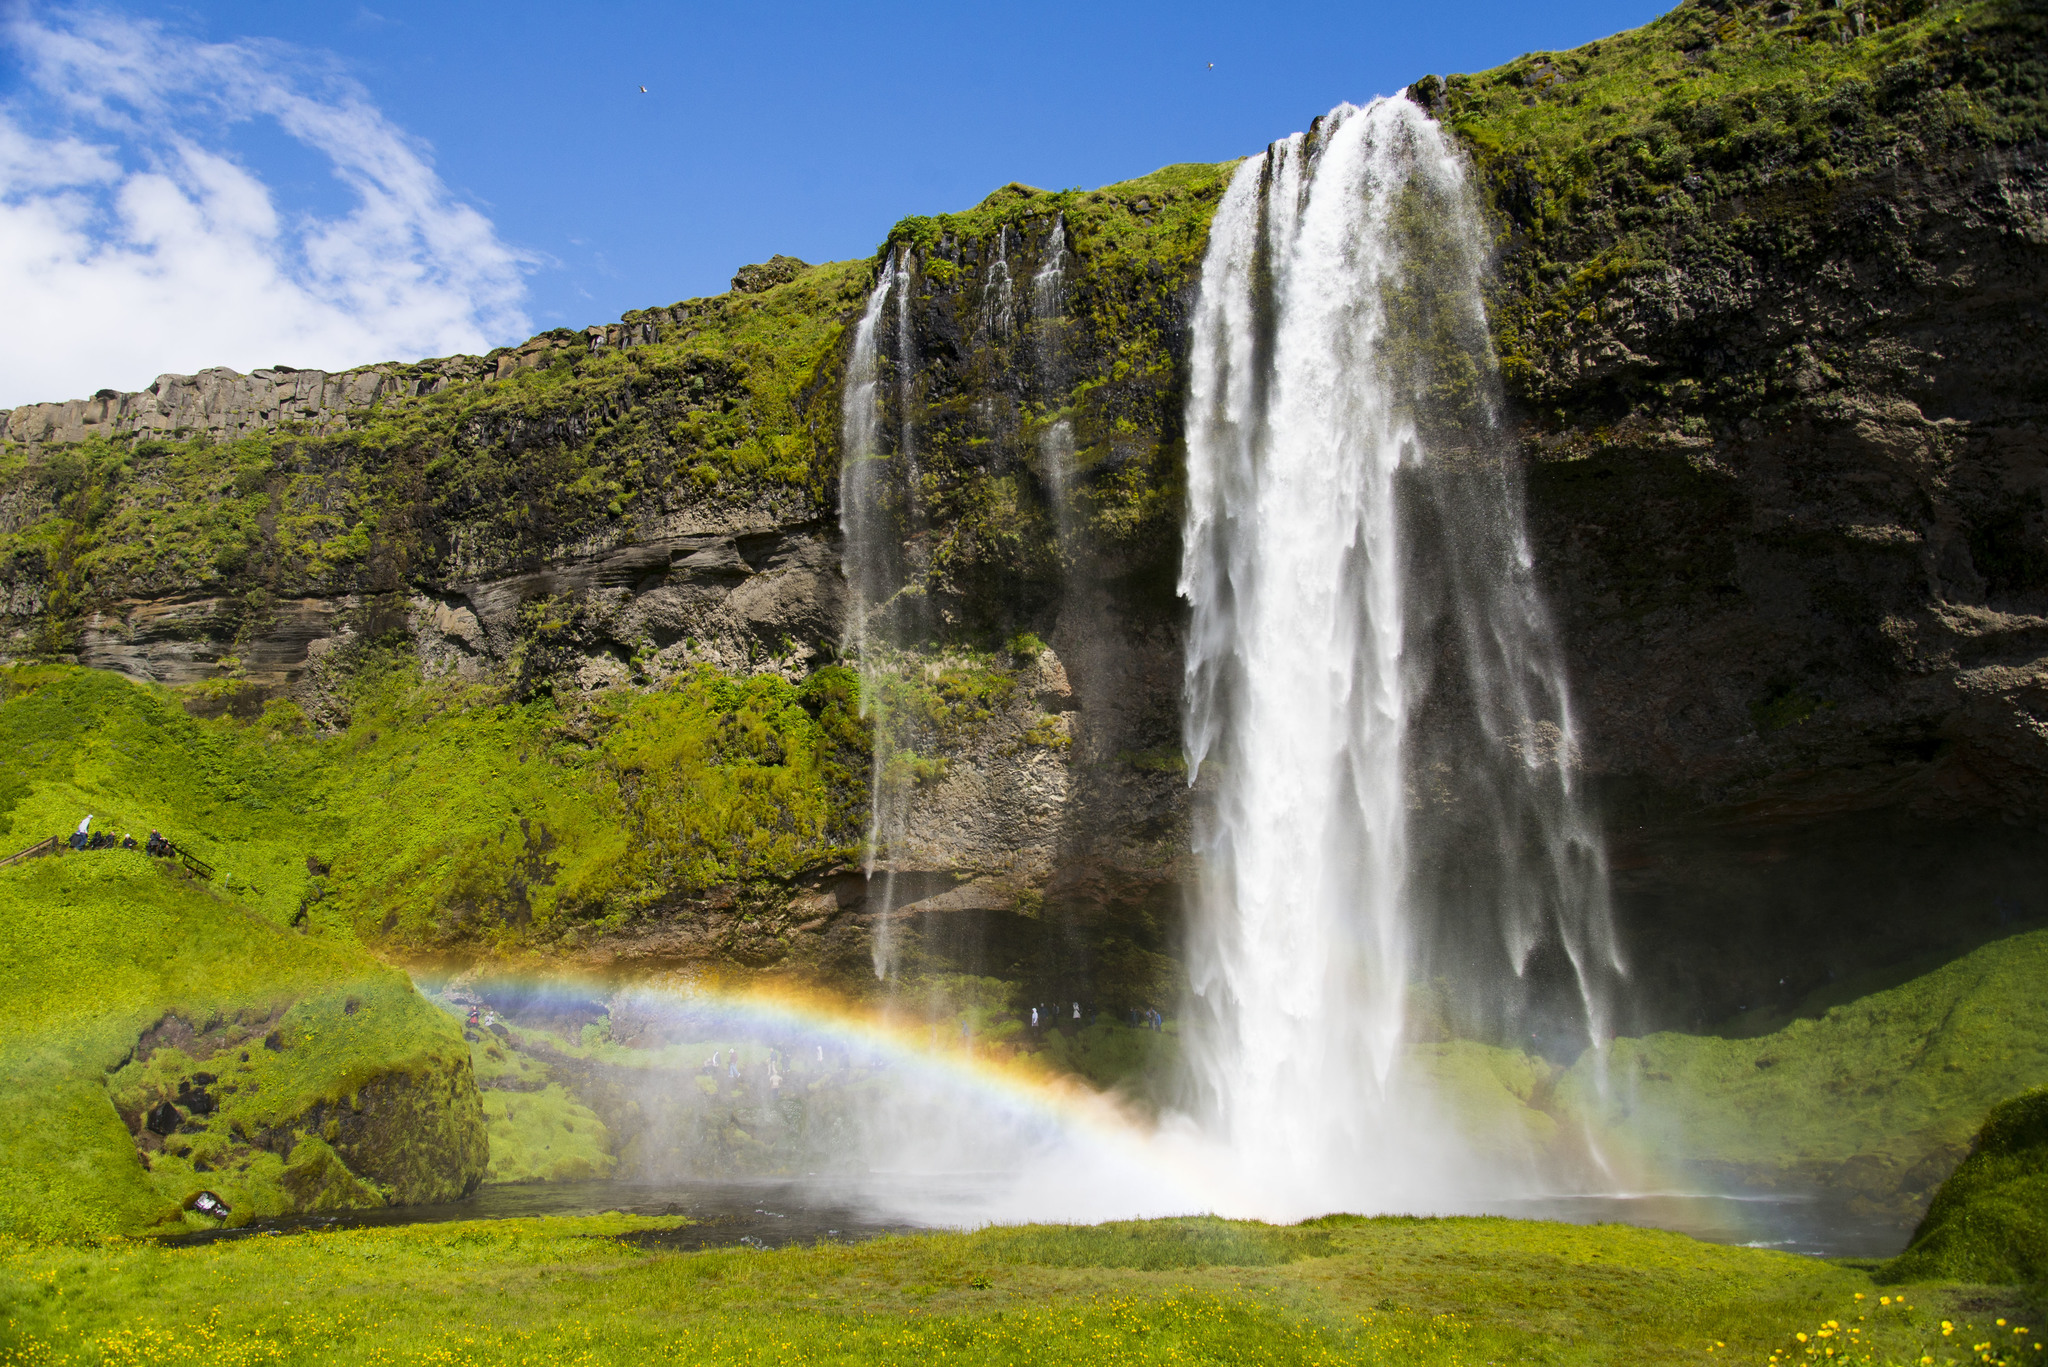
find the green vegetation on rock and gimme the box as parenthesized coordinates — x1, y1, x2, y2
(1434, 0, 2047, 413)
(1883, 1086, 2048, 1287)
(0, 259, 872, 655)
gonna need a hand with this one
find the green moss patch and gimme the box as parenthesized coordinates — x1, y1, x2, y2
(0, 660, 869, 953)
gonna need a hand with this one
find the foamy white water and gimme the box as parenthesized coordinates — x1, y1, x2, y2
(1177, 97, 1620, 1219)
(831, 103, 1620, 1222)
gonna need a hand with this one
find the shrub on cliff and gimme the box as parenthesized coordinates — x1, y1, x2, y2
(1881, 1086, 2048, 1286)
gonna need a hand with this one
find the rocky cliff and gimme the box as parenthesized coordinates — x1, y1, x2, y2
(1, 0, 2043, 1034)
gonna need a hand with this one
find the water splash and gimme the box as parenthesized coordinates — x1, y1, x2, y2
(1177, 97, 1621, 1216)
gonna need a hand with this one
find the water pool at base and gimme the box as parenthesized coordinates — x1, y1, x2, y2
(165, 1178, 1908, 1261)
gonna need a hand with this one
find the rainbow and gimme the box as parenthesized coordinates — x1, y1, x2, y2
(416, 967, 1228, 1222)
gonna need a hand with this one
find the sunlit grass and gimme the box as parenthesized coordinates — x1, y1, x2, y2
(3, 1212, 2038, 1366)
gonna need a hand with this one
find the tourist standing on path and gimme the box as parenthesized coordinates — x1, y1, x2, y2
(70, 815, 92, 851)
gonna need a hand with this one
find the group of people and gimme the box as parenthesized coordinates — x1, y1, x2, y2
(1025, 1001, 1167, 1032)
(67, 815, 176, 858)
(703, 1045, 823, 1094)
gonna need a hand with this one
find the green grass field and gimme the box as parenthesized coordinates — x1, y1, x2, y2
(1, 1212, 2040, 1366)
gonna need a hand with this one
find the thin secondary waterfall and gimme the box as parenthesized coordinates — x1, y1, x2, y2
(841, 249, 919, 979)
(1031, 215, 1075, 542)
(981, 226, 1015, 342)
(1178, 96, 1621, 1212)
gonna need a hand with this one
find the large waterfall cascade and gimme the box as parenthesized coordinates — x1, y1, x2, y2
(1178, 96, 1623, 1214)
(835, 107, 1619, 1216)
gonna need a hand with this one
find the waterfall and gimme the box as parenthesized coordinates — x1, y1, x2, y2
(1030, 216, 1075, 543)
(841, 249, 919, 979)
(980, 227, 1015, 342)
(1178, 97, 1622, 1214)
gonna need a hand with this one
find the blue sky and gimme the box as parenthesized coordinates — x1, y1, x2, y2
(0, 0, 1668, 406)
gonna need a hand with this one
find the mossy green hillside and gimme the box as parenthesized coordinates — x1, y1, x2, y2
(0, 660, 869, 952)
(0, 854, 481, 1240)
(475, 1083, 614, 1185)
(1884, 1085, 2048, 1287)
(464, 1022, 616, 1184)
(3, 1210, 2036, 1367)
(1556, 930, 2048, 1215)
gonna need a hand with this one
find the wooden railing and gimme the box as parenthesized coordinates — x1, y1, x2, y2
(0, 835, 59, 870)
(0, 831, 239, 890)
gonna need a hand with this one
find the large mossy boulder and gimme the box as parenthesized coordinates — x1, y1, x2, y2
(1881, 1087, 2048, 1287)
(0, 855, 487, 1237)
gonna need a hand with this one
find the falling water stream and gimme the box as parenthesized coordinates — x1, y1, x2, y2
(831, 97, 1629, 1224)
(1178, 97, 1622, 1216)
(840, 248, 919, 979)
(1031, 215, 1076, 545)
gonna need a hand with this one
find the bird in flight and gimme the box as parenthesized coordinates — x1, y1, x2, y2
(1208, 62, 1214, 69)
(639, 84, 648, 93)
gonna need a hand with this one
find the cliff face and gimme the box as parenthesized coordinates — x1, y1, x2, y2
(0, 0, 2042, 1029)
(1454, 0, 2048, 1025)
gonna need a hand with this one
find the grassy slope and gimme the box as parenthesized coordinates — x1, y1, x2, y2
(0, 660, 867, 951)
(466, 1030, 615, 1184)
(0, 854, 473, 1239)
(1885, 1086, 2048, 1286)
(1556, 930, 2048, 1210)
(1, 1213, 2036, 1366)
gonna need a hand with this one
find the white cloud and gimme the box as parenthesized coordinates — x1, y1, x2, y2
(0, 7, 533, 409)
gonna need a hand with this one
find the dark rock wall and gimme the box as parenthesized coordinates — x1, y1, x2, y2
(1503, 146, 2048, 1027)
